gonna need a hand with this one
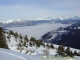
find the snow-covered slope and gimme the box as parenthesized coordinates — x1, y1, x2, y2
(0, 49, 28, 60)
(0, 47, 80, 60)
(42, 22, 80, 49)
(4, 31, 80, 60)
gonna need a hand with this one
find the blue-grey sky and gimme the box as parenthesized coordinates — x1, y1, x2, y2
(0, 0, 80, 20)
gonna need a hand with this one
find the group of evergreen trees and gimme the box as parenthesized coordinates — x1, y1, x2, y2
(56, 44, 80, 57)
(0, 28, 54, 51)
(6, 30, 54, 49)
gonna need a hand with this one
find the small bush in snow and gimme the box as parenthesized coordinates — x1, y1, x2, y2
(43, 48, 50, 57)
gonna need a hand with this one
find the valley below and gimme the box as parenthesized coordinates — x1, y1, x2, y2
(6, 23, 70, 39)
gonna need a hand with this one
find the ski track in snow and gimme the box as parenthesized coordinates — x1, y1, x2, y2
(0, 51, 29, 60)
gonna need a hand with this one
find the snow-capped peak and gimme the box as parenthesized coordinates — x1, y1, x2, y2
(0, 20, 14, 24)
(16, 19, 22, 22)
(6, 20, 13, 23)
(0, 16, 80, 24)
(34, 18, 44, 20)
(0, 19, 25, 24)
(58, 17, 65, 20)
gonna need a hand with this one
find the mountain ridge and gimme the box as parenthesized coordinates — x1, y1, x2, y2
(0, 16, 80, 27)
(0, 16, 80, 24)
(42, 22, 80, 49)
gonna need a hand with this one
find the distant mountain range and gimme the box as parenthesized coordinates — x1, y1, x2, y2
(0, 16, 80, 27)
(42, 21, 80, 49)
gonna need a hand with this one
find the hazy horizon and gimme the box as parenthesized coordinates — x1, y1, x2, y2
(0, 0, 80, 20)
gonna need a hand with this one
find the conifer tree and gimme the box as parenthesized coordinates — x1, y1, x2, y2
(23, 41, 26, 47)
(17, 43, 22, 47)
(74, 50, 78, 56)
(14, 32, 18, 39)
(20, 39, 23, 43)
(36, 41, 40, 48)
(69, 51, 74, 57)
(7, 35, 10, 42)
(24, 35, 28, 43)
(15, 32, 18, 37)
(65, 47, 71, 56)
(30, 37, 36, 41)
(0, 27, 8, 49)
(30, 37, 36, 46)
(57, 44, 65, 57)
(9, 30, 14, 35)
(50, 44, 54, 49)
(19, 34, 23, 39)
(29, 42, 32, 47)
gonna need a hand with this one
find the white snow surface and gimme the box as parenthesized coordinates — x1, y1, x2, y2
(7, 23, 70, 39)
(0, 47, 80, 60)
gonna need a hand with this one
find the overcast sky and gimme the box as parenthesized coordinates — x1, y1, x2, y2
(0, 0, 80, 20)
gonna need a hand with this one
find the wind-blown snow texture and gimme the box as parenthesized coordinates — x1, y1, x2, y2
(7, 23, 70, 39)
